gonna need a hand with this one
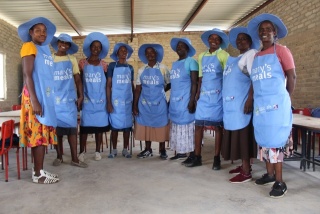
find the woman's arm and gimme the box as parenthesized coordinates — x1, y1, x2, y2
(22, 55, 42, 116)
(188, 71, 198, 113)
(106, 77, 113, 113)
(285, 68, 296, 100)
(74, 73, 83, 111)
(133, 85, 142, 116)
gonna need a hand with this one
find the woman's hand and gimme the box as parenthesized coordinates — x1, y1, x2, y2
(132, 105, 139, 116)
(243, 98, 253, 114)
(31, 100, 42, 116)
(76, 96, 83, 111)
(188, 100, 196, 113)
(107, 102, 114, 113)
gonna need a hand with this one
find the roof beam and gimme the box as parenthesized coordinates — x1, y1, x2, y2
(181, 0, 208, 32)
(228, 0, 275, 30)
(49, 0, 82, 36)
(130, 0, 134, 42)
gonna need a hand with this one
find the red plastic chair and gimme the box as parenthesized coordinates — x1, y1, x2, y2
(11, 105, 22, 111)
(0, 120, 20, 182)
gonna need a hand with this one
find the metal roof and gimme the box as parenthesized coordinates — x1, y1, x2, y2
(0, 0, 272, 37)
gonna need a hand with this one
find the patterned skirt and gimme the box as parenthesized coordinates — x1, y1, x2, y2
(169, 121, 195, 153)
(19, 86, 57, 148)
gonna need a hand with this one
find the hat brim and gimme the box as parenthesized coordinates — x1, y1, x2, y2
(110, 43, 133, 61)
(138, 44, 164, 64)
(50, 36, 79, 55)
(83, 32, 109, 59)
(18, 17, 56, 46)
(201, 29, 229, 49)
(248, 13, 288, 41)
(229, 27, 260, 50)
(170, 38, 196, 57)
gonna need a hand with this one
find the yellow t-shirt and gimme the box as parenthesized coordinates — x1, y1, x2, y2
(20, 42, 37, 58)
(52, 54, 80, 75)
(197, 48, 229, 77)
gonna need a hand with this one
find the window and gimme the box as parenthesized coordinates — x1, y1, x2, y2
(0, 52, 5, 100)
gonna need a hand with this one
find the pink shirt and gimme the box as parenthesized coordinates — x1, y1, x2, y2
(256, 44, 295, 75)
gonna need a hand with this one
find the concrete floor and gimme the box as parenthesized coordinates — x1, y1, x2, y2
(1, 131, 320, 214)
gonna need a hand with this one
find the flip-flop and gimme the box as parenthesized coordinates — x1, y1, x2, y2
(52, 158, 63, 166)
(71, 161, 88, 168)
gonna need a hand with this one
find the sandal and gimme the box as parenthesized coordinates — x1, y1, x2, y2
(32, 167, 59, 180)
(108, 153, 117, 158)
(33, 170, 59, 184)
(123, 153, 132, 158)
(53, 158, 63, 166)
(71, 161, 88, 168)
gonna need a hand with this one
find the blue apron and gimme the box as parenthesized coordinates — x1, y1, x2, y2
(53, 56, 77, 128)
(195, 55, 223, 122)
(250, 46, 292, 148)
(169, 59, 194, 125)
(136, 66, 168, 127)
(81, 61, 109, 127)
(109, 63, 133, 129)
(223, 56, 252, 130)
(33, 44, 57, 127)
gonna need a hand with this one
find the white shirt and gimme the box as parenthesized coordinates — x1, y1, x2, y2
(238, 49, 258, 76)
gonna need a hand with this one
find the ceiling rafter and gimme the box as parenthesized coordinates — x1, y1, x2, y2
(228, 0, 274, 30)
(181, 0, 208, 32)
(130, 0, 134, 42)
(49, 0, 82, 36)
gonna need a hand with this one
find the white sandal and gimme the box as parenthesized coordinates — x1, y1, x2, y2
(32, 168, 59, 180)
(33, 170, 59, 184)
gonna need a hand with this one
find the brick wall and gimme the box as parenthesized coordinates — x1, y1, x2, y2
(0, 19, 23, 111)
(0, 0, 319, 111)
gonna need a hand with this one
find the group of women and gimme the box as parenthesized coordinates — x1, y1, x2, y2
(17, 13, 296, 199)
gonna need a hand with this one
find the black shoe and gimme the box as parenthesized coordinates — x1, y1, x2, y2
(137, 148, 153, 158)
(169, 153, 187, 160)
(185, 156, 202, 167)
(160, 150, 168, 160)
(269, 181, 287, 198)
(255, 173, 275, 185)
(181, 156, 194, 165)
(212, 156, 221, 170)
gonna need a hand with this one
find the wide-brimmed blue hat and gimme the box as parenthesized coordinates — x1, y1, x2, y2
(170, 37, 196, 57)
(229, 27, 260, 50)
(138, 44, 164, 64)
(201, 28, 229, 49)
(248, 13, 288, 41)
(51, 33, 78, 54)
(110, 43, 133, 61)
(83, 32, 109, 59)
(17, 17, 56, 46)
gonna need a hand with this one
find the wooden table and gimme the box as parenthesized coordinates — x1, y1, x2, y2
(290, 114, 320, 171)
(0, 110, 21, 127)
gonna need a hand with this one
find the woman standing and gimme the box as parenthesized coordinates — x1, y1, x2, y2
(248, 13, 296, 198)
(51, 33, 87, 168)
(78, 32, 110, 161)
(169, 37, 198, 161)
(133, 44, 171, 159)
(185, 29, 229, 169)
(107, 43, 134, 158)
(221, 27, 259, 183)
(18, 17, 59, 184)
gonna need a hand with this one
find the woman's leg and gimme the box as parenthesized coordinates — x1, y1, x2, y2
(68, 134, 79, 162)
(194, 125, 204, 156)
(79, 133, 88, 154)
(55, 135, 63, 160)
(145, 141, 152, 150)
(123, 131, 130, 149)
(33, 145, 46, 176)
(111, 131, 118, 149)
(95, 132, 102, 153)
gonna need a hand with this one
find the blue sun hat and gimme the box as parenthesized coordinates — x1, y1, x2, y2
(83, 32, 109, 59)
(170, 37, 196, 57)
(110, 42, 133, 61)
(247, 13, 288, 41)
(201, 28, 229, 49)
(51, 33, 79, 54)
(229, 27, 260, 50)
(138, 44, 164, 64)
(17, 17, 56, 46)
